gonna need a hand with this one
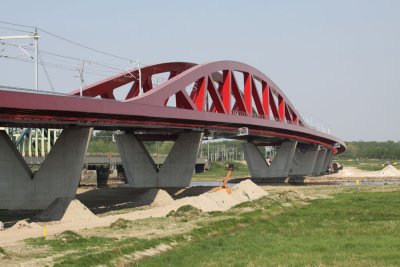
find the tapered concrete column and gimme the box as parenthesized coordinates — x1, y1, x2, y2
(313, 148, 327, 175)
(116, 132, 202, 188)
(0, 128, 91, 210)
(242, 141, 297, 178)
(289, 146, 319, 177)
(321, 149, 333, 174)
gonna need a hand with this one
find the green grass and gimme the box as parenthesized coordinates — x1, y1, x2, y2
(109, 218, 131, 229)
(192, 161, 249, 180)
(139, 191, 400, 266)
(167, 205, 202, 217)
(26, 230, 185, 266)
(0, 246, 6, 255)
(23, 190, 400, 266)
(357, 165, 385, 171)
(23, 196, 286, 266)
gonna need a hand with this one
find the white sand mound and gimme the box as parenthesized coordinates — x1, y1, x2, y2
(377, 165, 400, 177)
(174, 194, 221, 212)
(33, 198, 97, 222)
(328, 165, 400, 178)
(173, 179, 268, 212)
(202, 190, 242, 211)
(138, 189, 174, 207)
(231, 179, 268, 201)
(61, 199, 97, 222)
(11, 220, 42, 230)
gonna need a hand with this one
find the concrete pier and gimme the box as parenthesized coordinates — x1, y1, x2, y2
(242, 141, 297, 178)
(321, 149, 333, 174)
(289, 146, 319, 177)
(116, 132, 202, 188)
(313, 148, 327, 175)
(0, 128, 91, 210)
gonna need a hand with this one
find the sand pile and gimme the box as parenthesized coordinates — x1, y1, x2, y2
(175, 194, 221, 212)
(328, 165, 400, 179)
(34, 198, 97, 222)
(202, 190, 242, 211)
(10, 220, 41, 230)
(174, 179, 268, 212)
(231, 179, 268, 201)
(137, 189, 175, 207)
(377, 165, 400, 177)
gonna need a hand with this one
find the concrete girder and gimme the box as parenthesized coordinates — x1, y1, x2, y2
(115, 132, 202, 188)
(0, 128, 91, 210)
(242, 141, 297, 178)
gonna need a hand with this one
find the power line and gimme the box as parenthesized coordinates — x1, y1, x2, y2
(0, 21, 175, 83)
(38, 50, 55, 91)
(0, 20, 139, 63)
(0, 25, 33, 34)
(38, 28, 137, 63)
(0, 55, 113, 77)
(0, 20, 36, 29)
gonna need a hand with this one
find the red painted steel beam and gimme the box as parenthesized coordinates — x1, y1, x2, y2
(250, 75, 265, 116)
(193, 77, 207, 111)
(262, 81, 270, 119)
(244, 72, 252, 115)
(231, 72, 247, 113)
(221, 70, 231, 114)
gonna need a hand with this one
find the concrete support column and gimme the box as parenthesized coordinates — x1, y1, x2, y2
(0, 128, 91, 210)
(321, 149, 333, 175)
(289, 146, 319, 177)
(242, 141, 297, 178)
(116, 132, 202, 188)
(313, 148, 327, 175)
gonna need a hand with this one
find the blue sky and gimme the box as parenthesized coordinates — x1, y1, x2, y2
(1, 0, 399, 141)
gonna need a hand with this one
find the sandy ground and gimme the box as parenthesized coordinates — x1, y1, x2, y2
(1, 182, 400, 267)
(0, 180, 266, 246)
(1, 165, 400, 265)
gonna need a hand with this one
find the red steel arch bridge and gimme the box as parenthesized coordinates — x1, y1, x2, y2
(0, 61, 345, 209)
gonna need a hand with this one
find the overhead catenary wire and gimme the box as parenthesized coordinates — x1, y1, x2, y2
(38, 50, 55, 91)
(0, 55, 114, 78)
(0, 25, 34, 34)
(0, 21, 174, 73)
(0, 20, 177, 85)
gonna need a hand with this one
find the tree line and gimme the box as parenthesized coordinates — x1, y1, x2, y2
(89, 131, 400, 160)
(337, 141, 400, 160)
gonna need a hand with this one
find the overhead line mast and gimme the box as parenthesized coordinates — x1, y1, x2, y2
(0, 29, 40, 91)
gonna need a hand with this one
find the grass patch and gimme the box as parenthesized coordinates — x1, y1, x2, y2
(110, 218, 131, 229)
(26, 230, 114, 252)
(0, 246, 6, 255)
(167, 205, 202, 217)
(139, 191, 400, 266)
(22, 189, 400, 266)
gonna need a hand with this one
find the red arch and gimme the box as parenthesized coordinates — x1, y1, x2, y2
(69, 61, 345, 154)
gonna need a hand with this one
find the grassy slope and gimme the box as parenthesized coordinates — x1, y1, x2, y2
(139, 191, 400, 266)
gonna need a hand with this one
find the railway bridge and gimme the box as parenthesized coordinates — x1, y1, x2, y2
(0, 61, 346, 209)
